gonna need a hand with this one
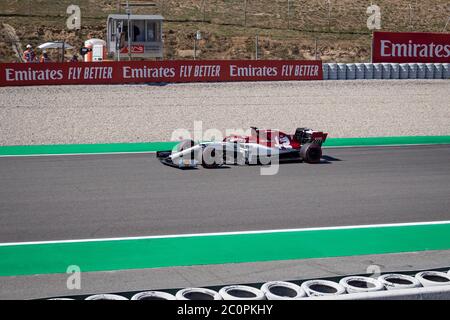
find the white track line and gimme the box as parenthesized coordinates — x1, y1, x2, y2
(1, 220, 449, 247)
(0, 151, 158, 158)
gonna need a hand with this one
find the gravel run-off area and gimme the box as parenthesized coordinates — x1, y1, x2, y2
(0, 80, 449, 146)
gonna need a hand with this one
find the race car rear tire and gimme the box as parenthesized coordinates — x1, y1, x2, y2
(300, 143, 322, 164)
(202, 145, 224, 168)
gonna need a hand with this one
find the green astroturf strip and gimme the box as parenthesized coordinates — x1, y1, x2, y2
(1, 223, 450, 276)
(323, 136, 450, 147)
(0, 136, 449, 156)
(0, 142, 178, 156)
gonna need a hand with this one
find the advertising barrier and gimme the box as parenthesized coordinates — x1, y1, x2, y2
(0, 60, 322, 87)
(372, 31, 450, 63)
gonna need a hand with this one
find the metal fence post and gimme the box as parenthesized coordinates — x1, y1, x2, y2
(244, 0, 247, 27)
(408, 3, 414, 30)
(160, 0, 164, 16)
(327, 0, 331, 31)
(287, 0, 291, 29)
(255, 34, 259, 60)
(194, 37, 197, 60)
(443, 17, 449, 32)
(314, 37, 318, 60)
(202, 0, 206, 22)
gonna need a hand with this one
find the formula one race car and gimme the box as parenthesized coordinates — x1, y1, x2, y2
(157, 127, 328, 169)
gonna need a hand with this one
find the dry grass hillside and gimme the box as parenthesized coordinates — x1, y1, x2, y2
(1, 0, 449, 62)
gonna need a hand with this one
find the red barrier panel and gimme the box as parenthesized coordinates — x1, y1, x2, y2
(0, 60, 322, 87)
(372, 31, 450, 63)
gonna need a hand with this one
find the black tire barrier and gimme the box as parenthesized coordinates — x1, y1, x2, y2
(301, 280, 346, 297)
(378, 274, 422, 290)
(219, 285, 265, 300)
(85, 294, 128, 300)
(339, 276, 385, 294)
(434, 63, 443, 78)
(373, 63, 383, 79)
(322, 63, 329, 80)
(346, 63, 356, 80)
(408, 63, 418, 79)
(260, 281, 306, 300)
(381, 63, 391, 79)
(443, 63, 450, 79)
(364, 63, 374, 79)
(415, 271, 450, 287)
(131, 291, 176, 300)
(390, 63, 400, 79)
(417, 63, 426, 79)
(46, 268, 450, 300)
(328, 63, 338, 80)
(337, 63, 347, 80)
(176, 288, 222, 300)
(323, 63, 450, 80)
(355, 63, 365, 79)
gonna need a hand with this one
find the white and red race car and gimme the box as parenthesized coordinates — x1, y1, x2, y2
(157, 127, 328, 169)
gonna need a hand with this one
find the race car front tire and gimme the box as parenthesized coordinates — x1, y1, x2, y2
(300, 143, 322, 164)
(176, 139, 197, 160)
(177, 139, 195, 152)
(202, 145, 224, 168)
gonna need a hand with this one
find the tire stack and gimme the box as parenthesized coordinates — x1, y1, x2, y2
(50, 268, 450, 300)
(322, 63, 450, 80)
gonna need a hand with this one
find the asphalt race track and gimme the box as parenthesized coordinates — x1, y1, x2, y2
(1, 145, 449, 243)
